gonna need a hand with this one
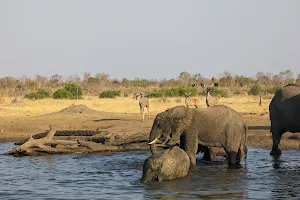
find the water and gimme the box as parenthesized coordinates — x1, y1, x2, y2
(0, 143, 299, 200)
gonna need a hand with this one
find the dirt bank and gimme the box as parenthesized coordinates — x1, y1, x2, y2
(0, 105, 299, 153)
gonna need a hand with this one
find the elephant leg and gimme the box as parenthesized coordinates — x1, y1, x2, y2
(227, 151, 238, 168)
(180, 135, 185, 150)
(236, 147, 243, 163)
(202, 146, 210, 161)
(184, 133, 198, 165)
(270, 129, 284, 157)
(209, 148, 217, 161)
(203, 147, 215, 161)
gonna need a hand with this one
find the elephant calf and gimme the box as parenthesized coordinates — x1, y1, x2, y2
(141, 146, 190, 184)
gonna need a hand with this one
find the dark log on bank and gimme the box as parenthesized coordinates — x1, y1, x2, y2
(15, 130, 103, 145)
(5, 126, 150, 156)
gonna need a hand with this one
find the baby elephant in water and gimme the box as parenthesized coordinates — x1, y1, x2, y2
(141, 146, 190, 184)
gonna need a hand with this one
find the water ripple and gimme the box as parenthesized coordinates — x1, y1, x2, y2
(0, 143, 299, 199)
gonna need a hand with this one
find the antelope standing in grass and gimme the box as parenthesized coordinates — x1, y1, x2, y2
(134, 93, 150, 121)
(205, 85, 218, 107)
(184, 92, 201, 108)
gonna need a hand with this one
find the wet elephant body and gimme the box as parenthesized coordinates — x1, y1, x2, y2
(141, 146, 190, 184)
(148, 105, 247, 167)
(269, 84, 300, 156)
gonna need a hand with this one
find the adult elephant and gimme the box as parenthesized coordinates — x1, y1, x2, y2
(141, 146, 190, 184)
(269, 84, 300, 157)
(148, 105, 247, 167)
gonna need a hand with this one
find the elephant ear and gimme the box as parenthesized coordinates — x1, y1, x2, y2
(158, 158, 173, 181)
(168, 106, 191, 139)
(159, 111, 172, 141)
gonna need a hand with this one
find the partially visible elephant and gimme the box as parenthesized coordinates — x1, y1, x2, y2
(269, 84, 300, 157)
(198, 145, 227, 161)
(148, 105, 247, 167)
(141, 146, 190, 184)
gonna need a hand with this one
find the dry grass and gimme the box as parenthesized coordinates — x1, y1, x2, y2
(0, 95, 270, 117)
(0, 95, 270, 126)
(0, 95, 298, 151)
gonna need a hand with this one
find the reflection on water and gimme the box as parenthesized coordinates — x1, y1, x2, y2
(0, 143, 299, 199)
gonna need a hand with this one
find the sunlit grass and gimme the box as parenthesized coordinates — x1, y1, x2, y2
(0, 95, 271, 117)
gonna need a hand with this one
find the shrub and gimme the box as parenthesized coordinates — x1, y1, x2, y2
(64, 82, 83, 98)
(248, 84, 263, 96)
(200, 87, 227, 97)
(52, 82, 83, 99)
(233, 89, 243, 95)
(145, 90, 164, 98)
(265, 86, 282, 94)
(99, 90, 121, 98)
(209, 87, 224, 96)
(146, 87, 197, 98)
(53, 89, 74, 99)
(24, 89, 50, 100)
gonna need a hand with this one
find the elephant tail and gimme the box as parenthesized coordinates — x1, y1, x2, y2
(241, 123, 248, 159)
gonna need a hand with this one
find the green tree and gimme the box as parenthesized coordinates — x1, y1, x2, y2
(178, 71, 191, 85)
(65, 82, 83, 98)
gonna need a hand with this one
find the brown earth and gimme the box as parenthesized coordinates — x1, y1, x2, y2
(0, 104, 299, 153)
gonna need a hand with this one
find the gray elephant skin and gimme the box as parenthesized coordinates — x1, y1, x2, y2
(269, 84, 300, 156)
(141, 146, 190, 184)
(148, 105, 247, 167)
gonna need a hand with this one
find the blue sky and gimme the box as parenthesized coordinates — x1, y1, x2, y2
(1, 0, 300, 80)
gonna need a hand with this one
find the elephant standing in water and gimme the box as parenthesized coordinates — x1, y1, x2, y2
(269, 84, 300, 156)
(148, 105, 247, 167)
(141, 146, 190, 184)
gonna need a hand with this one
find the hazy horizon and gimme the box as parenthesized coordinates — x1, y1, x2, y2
(1, 1, 300, 80)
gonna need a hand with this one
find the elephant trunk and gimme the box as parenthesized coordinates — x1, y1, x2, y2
(150, 143, 157, 154)
(141, 173, 153, 184)
(149, 129, 160, 154)
(141, 160, 159, 184)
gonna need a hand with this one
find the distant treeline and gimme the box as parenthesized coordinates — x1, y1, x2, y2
(0, 70, 299, 99)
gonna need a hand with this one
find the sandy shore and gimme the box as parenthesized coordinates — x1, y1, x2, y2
(0, 96, 298, 153)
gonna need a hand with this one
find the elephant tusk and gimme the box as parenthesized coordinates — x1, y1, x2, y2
(148, 137, 158, 145)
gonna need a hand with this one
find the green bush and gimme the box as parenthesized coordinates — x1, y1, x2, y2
(52, 82, 83, 99)
(99, 90, 121, 98)
(145, 90, 164, 98)
(64, 82, 83, 98)
(53, 89, 74, 99)
(200, 87, 227, 97)
(24, 89, 50, 100)
(248, 84, 263, 95)
(209, 87, 224, 96)
(265, 86, 282, 94)
(146, 87, 197, 98)
(233, 89, 243, 95)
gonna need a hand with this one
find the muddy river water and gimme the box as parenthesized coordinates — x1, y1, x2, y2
(0, 143, 299, 199)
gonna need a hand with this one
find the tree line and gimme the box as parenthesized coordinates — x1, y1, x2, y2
(0, 70, 299, 98)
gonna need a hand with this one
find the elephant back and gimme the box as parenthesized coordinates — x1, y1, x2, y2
(274, 84, 300, 102)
